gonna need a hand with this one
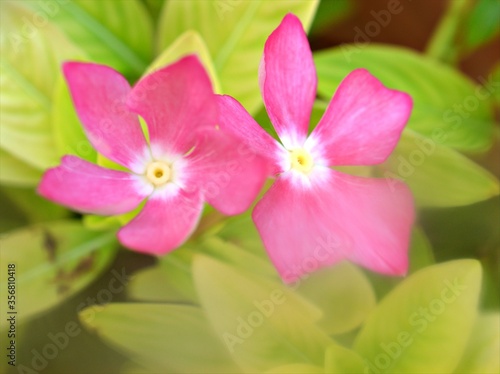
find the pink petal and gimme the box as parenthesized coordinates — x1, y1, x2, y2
(63, 62, 149, 173)
(216, 94, 286, 174)
(37, 156, 151, 215)
(181, 127, 268, 215)
(306, 69, 412, 167)
(260, 13, 317, 149)
(252, 168, 414, 283)
(117, 189, 203, 255)
(126, 55, 217, 157)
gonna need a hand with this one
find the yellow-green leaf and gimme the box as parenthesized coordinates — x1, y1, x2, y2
(0, 221, 117, 328)
(0, 149, 42, 187)
(146, 31, 221, 93)
(158, 0, 319, 113)
(314, 45, 495, 152)
(297, 262, 376, 335)
(325, 344, 366, 374)
(26, 0, 153, 79)
(354, 260, 482, 373)
(80, 303, 242, 373)
(454, 313, 500, 374)
(193, 255, 331, 372)
(380, 130, 499, 207)
(0, 1, 83, 170)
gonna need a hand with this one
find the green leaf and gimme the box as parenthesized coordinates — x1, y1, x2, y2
(127, 262, 187, 303)
(0, 221, 117, 328)
(1, 185, 69, 224)
(200, 236, 277, 279)
(455, 313, 500, 374)
(379, 130, 499, 207)
(83, 199, 145, 231)
(424, 0, 470, 63)
(128, 247, 197, 304)
(213, 209, 266, 255)
(146, 31, 221, 93)
(97, 153, 129, 172)
(0, 196, 26, 233)
(407, 227, 435, 273)
(52, 75, 96, 163)
(464, 0, 500, 50)
(265, 363, 324, 374)
(0, 1, 83, 170)
(193, 255, 332, 372)
(325, 344, 366, 374)
(0, 149, 42, 187)
(129, 235, 276, 305)
(297, 262, 376, 335)
(310, 0, 353, 34)
(83, 214, 121, 231)
(158, 0, 319, 113)
(141, 0, 165, 22)
(354, 260, 482, 373)
(26, 0, 153, 79)
(80, 303, 242, 373)
(120, 362, 150, 374)
(314, 45, 495, 151)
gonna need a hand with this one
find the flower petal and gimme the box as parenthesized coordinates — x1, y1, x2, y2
(126, 55, 217, 157)
(252, 168, 414, 283)
(181, 127, 268, 215)
(260, 13, 317, 149)
(306, 69, 412, 167)
(117, 189, 203, 255)
(216, 94, 285, 174)
(63, 62, 149, 173)
(37, 156, 151, 215)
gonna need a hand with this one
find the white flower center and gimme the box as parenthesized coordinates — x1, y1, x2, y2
(146, 161, 171, 186)
(289, 148, 314, 174)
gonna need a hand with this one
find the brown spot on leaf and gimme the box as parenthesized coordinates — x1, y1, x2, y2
(56, 283, 70, 295)
(42, 230, 58, 262)
(70, 256, 94, 279)
(54, 269, 65, 281)
(52, 269, 70, 295)
(52, 255, 96, 295)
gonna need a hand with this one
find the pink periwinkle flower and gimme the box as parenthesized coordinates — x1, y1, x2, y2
(217, 14, 415, 283)
(38, 56, 267, 255)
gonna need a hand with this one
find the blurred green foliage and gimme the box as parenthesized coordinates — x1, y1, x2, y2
(0, 0, 498, 373)
(464, 0, 500, 50)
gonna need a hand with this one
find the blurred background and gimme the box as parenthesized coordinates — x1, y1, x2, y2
(1, 0, 499, 373)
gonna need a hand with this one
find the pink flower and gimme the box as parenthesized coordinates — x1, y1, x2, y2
(38, 56, 267, 255)
(217, 14, 415, 283)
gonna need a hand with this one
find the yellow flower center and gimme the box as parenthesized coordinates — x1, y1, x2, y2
(146, 161, 171, 186)
(289, 148, 314, 174)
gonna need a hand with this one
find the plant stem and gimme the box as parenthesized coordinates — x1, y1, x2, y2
(425, 0, 474, 64)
